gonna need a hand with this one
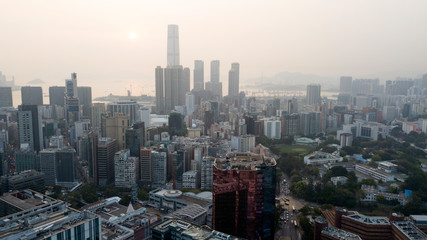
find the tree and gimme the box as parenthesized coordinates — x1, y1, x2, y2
(371, 155, 382, 162)
(137, 190, 149, 201)
(298, 214, 314, 240)
(119, 194, 132, 206)
(80, 184, 98, 203)
(290, 181, 308, 198)
(360, 178, 377, 187)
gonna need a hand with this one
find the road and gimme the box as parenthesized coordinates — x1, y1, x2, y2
(275, 176, 302, 240)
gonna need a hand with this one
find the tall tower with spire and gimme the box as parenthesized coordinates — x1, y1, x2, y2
(156, 25, 189, 114)
(167, 24, 180, 66)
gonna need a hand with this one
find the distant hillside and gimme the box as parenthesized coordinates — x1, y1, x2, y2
(243, 72, 338, 91)
(27, 78, 45, 84)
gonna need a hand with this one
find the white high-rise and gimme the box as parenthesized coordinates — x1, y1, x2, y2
(114, 149, 138, 188)
(185, 92, 195, 115)
(138, 106, 151, 127)
(264, 119, 282, 139)
(167, 24, 180, 66)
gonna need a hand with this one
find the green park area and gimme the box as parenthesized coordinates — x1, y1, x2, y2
(275, 144, 314, 155)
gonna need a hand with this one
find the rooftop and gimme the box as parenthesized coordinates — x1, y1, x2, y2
(410, 215, 427, 225)
(392, 221, 427, 240)
(322, 227, 362, 240)
(153, 219, 240, 240)
(96, 203, 128, 221)
(101, 218, 134, 240)
(1, 170, 44, 182)
(0, 190, 56, 212)
(344, 213, 390, 225)
(378, 161, 398, 167)
(151, 189, 211, 208)
(167, 204, 207, 220)
(214, 152, 276, 171)
(98, 137, 116, 145)
(0, 190, 99, 240)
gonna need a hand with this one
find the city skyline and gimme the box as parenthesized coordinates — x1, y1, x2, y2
(1, 1, 427, 98)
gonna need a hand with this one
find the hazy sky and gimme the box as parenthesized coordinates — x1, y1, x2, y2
(1, 0, 427, 97)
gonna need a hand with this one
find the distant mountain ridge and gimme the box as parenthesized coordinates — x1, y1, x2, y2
(243, 72, 337, 91)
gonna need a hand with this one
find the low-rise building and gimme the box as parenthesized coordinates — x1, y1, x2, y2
(331, 176, 348, 186)
(341, 213, 392, 240)
(1, 170, 45, 193)
(321, 226, 362, 240)
(361, 185, 408, 205)
(355, 164, 395, 182)
(0, 189, 102, 240)
(378, 161, 398, 173)
(409, 215, 427, 234)
(151, 219, 239, 240)
(166, 204, 208, 226)
(149, 189, 212, 212)
(82, 197, 161, 240)
(295, 137, 318, 146)
(391, 221, 427, 240)
(304, 151, 343, 165)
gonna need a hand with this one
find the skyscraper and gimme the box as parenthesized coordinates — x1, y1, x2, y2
(78, 86, 92, 119)
(213, 152, 276, 239)
(0, 87, 13, 108)
(55, 148, 76, 184)
(181, 67, 191, 105)
(167, 24, 180, 66)
(155, 66, 165, 114)
(39, 147, 76, 186)
(18, 105, 43, 152)
(300, 111, 321, 136)
(114, 149, 138, 188)
(96, 137, 117, 186)
(206, 60, 222, 98)
(107, 101, 139, 125)
(49, 86, 65, 106)
(164, 66, 181, 112)
(91, 103, 106, 128)
(156, 25, 189, 114)
(168, 112, 184, 136)
(306, 84, 321, 106)
(14, 148, 38, 172)
(211, 60, 220, 83)
(125, 122, 145, 158)
(78, 131, 98, 184)
(340, 76, 352, 93)
(39, 149, 56, 186)
(101, 113, 129, 150)
(185, 92, 195, 115)
(228, 63, 239, 96)
(152, 150, 167, 187)
(193, 60, 204, 91)
(140, 147, 152, 184)
(21, 86, 43, 106)
(65, 73, 80, 126)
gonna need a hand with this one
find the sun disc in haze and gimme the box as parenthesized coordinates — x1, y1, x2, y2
(129, 33, 137, 40)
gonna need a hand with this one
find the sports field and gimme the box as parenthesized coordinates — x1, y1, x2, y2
(276, 144, 314, 154)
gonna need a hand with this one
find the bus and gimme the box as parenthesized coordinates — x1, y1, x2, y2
(292, 205, 296, 212)
(294, 220, 298, 227)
